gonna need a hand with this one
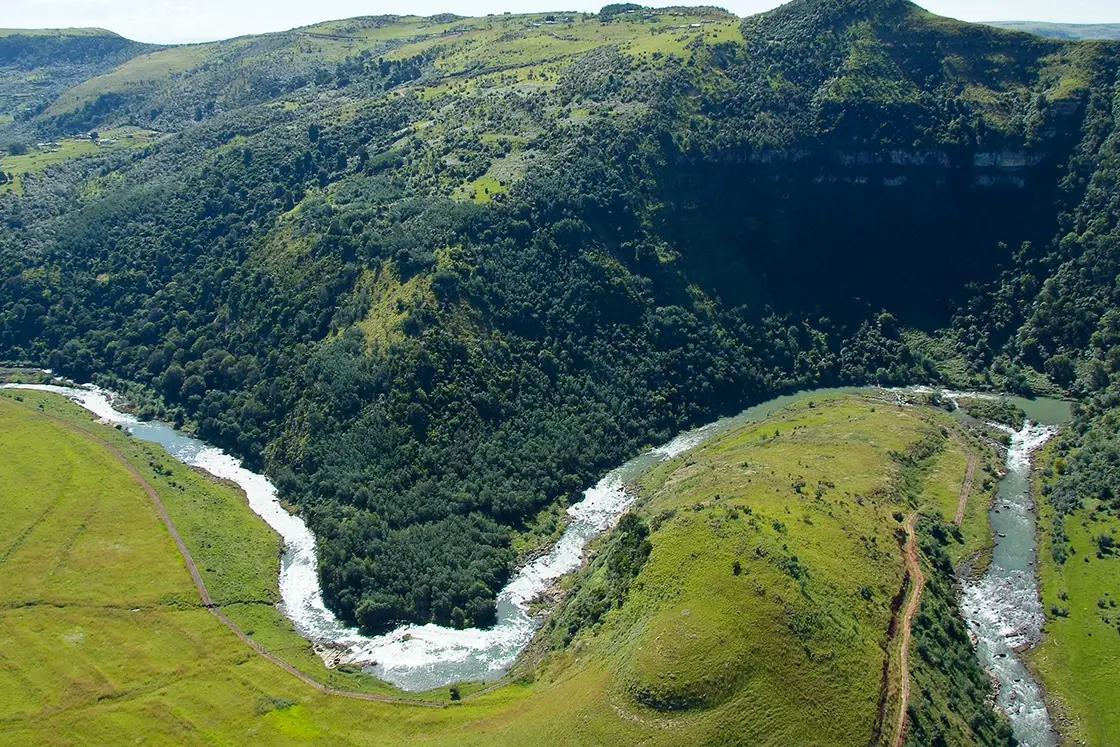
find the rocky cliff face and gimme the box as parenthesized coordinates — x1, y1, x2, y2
(654, 140, 1066, 326)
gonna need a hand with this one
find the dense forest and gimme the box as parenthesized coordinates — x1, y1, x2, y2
(1, 0, 1118, 632)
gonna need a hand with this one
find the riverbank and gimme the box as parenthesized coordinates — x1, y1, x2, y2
(0, 383, 1058, 745)
(1029, 440, 1120, 746)
(960, 421, 1062, 747)
(0, 386, 419, 699)
(0, 380, 877, 692)
(4, 376, 1069, 700)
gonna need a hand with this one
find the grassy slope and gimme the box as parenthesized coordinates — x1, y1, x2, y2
(44, 44, 213, 116)
(0, 389, 407, 700)
(624, 395, 919, 744)
(43, 10, 741, 116)
(0, 127, 156, 194)
(1030, 443, 1120, 746)
(0, 389, 994, 745)
(920, 423, 1002, 567)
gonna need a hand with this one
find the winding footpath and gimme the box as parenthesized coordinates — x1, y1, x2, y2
(11, 399, 444, 708)
(891, 512, 926, 747)
(952, 435, 979, 526)
(891, 428, 976, 747)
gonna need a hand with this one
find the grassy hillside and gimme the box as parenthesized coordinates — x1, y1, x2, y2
(0, 28, 151, 139)
(0, 387, 1008, 744)
(23, 9, 738, 135)
(1030, 440, 1120, 745)
(0, 0, 1117, 676)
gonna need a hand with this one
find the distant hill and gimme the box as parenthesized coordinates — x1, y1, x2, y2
(986, 21, 1120, 40)
(0, 27, 151, 138)
(0, 27, 125, 38)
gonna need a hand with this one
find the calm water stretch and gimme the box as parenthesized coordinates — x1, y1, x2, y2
(2, 381, 1070, 738)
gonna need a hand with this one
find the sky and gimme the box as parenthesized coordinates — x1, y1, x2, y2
(1, 0, 1118, 45)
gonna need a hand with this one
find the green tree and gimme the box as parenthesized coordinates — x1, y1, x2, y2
(1045, 354, 1075, 387)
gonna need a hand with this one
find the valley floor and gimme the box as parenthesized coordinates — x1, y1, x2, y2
(0, 389, 1001, 745)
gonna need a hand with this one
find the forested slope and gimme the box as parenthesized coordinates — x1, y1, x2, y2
(0, 0, 1118, 632)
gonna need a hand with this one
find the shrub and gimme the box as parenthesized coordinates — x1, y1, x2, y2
(1095, 533, 1115, 554)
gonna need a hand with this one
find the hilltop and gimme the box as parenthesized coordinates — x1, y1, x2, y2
(0, 28, 125, 37)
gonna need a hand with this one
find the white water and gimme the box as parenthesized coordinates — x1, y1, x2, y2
(8, 379, 1067, 719)
(0, 382, 726, 691)
(899, 387, 1063, 743)
(960, 421, 1058, 747)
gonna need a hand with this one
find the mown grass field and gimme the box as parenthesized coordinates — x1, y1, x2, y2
(1031, 443, 1120, 746)
(0, 390, 985, 745)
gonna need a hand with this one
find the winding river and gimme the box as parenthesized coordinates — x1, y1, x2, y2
(1, 380, 1071, 736)
(914, 388, 1069, 746)
(959, 421, 1062, 747)
(0, 382, 862, 690)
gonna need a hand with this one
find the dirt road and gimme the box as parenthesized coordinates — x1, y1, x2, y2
(890, 512, 926, 747)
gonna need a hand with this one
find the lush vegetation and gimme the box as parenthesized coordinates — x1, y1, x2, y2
(0, 386, 1007, 745)
(960, 397, 1027, 428)
(0, 0, 1117, 641)
(905, 518, 1014, 746)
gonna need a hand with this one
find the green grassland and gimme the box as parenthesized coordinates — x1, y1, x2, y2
(920, 428, 1002, 566)
(625, 396, 922, 742)
(0, 128, 157, 194)
(42, 9, 742, 121)
(0, 389, 1000, 745)
(0, 389, 410, 703)
(45, 45, 214, 116)
(1031, 443, 1120, 746)
(613, 394, 996, 744)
